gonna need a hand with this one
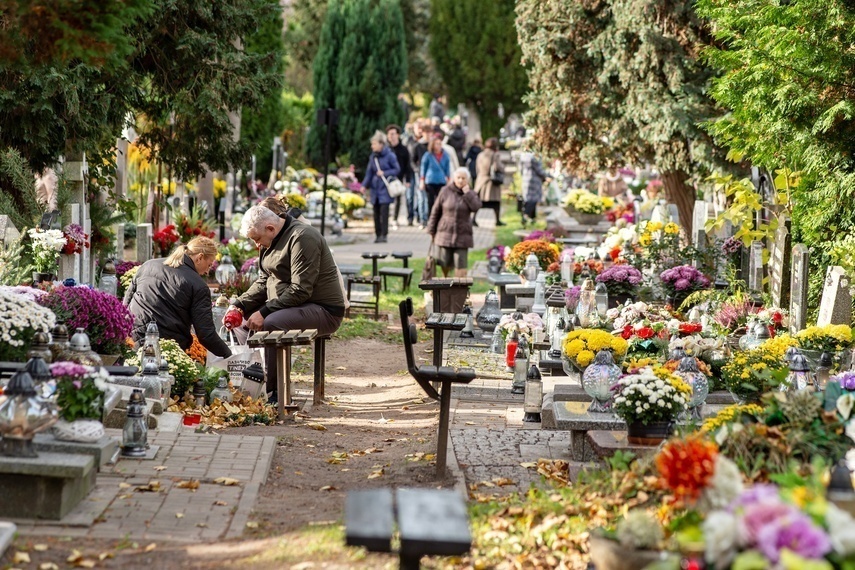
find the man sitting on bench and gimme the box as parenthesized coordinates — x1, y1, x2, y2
(225, 206, 345, 400)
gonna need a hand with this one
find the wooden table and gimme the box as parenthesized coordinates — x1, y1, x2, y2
(360, 251, 388, 277)
(418, 277, 473, 314)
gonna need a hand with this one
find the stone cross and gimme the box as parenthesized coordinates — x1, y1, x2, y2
(0, 215, 20, 248)
(136, 223, 153, 263)
(817, 266, 852, 327)
(59, 204, 80, 283)
(748, 241, 764, 293)
(789, 244, 809, 333)
(768, 219, 792, 308)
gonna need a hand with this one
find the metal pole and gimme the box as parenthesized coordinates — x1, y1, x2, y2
(320, 118, 332, 236)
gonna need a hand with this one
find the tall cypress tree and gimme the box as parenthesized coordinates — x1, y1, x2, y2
(307, 0, 407, 170)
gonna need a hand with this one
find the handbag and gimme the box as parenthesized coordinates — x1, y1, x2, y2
(421, 241, 437, 282)
(375, 157, 406, 198)
(490, 162, 504, 185)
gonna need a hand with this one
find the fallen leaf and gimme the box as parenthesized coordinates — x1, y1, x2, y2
(306, 423, 327, 431)
(144, 543, 157, 552)
(335, 366, 346, 370)
(245, 522, 259, 529)
(175, 513, 184, 519)
(214, 477, 240, 486)
(67, 550, 83, 563)
(176, 479, 200, 491)
(98, 552, 114, 561)
(118, 482, 132, 489)
(13, 552, 30, 564)
(153, 465, 167, 472)
(319, 485, 337, 491)
(520, 462, 537, 469)
(75, 561, 97, 569)
(33, 544, 48, 552)
(213, 500, 228, 506)
(39, 563, 59, 570)
(424, 453, 436, 461)
(493, 477, 515, 487)
(196, 523, 208, 528)
(465, 421, 476, 426)
(368, 468, 384, 479)
(134, 480, 161, 493)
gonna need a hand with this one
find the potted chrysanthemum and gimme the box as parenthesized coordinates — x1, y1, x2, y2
(596, 265, 643, 307)
(612, 366, 690, 443)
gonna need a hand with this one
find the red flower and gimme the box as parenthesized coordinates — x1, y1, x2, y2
(678, 322, 703, 335)
(621, 325, 633, 340)
(637, 327, 655, 339)
(656, 437, 718, 502)
(609, 246, 622, 261)
(772, 312, 783, 326)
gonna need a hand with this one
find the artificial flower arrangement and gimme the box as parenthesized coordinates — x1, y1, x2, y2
(505, 239, 561, 275)
(51, 361, 109, 422)
(127, 338, 201, 399)
(38, 286, 133, 356)
(659, 265, 711, 302)
(596, 265, 643, 297)
(0, 287, 56, 362)
(213, 178, 227, 199)
(497, 312, 544, 341)
(563, 328, 628, 369)
(60, 223, 90, 255)
(27, 227, 67, 274)
(612, 366, 691, 426)
(796, 324, 853, 354)
(152, 224, 180, 257)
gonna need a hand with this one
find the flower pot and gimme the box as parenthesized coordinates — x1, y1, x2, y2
(626, 420, 673, 445)
(53, 419, 106, 443)
(572, 213, 604, 226)
(32, 272, 56, 286)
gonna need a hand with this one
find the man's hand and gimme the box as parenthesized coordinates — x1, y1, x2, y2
(246, 311, 265, 332)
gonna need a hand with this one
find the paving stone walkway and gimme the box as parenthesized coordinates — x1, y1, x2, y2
(12, 430, 275, 542)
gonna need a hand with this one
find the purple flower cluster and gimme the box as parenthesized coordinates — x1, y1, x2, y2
(39, 286, 133, 353)
(525, 230, 555, 243)
(596, 265, 643, 285)
(50, 361, 91, 378)
(487, 245, 509, 262)
(115, 260, 141, 278)
(240, 257, 259, 274)
(564, 285, 581, 309)
(832, 371, 855, 390)
(660, 265, 711, 292)
(732, 485, 831, 563)
(722, 236, 743, 255)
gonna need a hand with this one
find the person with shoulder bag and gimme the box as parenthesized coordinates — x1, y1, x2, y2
(361, 130, 401, 243)
(426, 167, 482, 278)
(473, 137, 505, 226)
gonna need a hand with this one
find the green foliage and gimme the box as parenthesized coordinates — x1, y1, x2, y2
(240, 7, 286, 181)
(697, 0, 855, 318)
(55, 377, 104, 422)
(307, 0, 408, 170)
(280, 91, 315, 169)
(0, 239, 36, 286)
(283, 0, 329, 92)
(400, 0, 441, 98)
(0, 147, 44, 230)
(430, 0, 527, 137)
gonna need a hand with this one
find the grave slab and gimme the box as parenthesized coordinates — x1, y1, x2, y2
(33, 433, 120, 470)
(0, 452, 95, 520)
(587, 430, 660, 461)
(552, 384, 735, 405)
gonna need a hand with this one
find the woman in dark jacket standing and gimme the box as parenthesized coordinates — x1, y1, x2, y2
(124, 236, 231, 357)
(474, 137, 504, 226)
(361, 130, 401, 243)
(426, 167, 482, 277)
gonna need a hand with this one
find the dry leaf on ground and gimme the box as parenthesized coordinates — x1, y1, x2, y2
(214, 477, 240, 486)
(176, 479, 200, 491)
(13, 552, 30, 564)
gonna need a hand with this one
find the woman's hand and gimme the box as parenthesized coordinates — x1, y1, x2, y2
(462, 184, 471, 193)
(377, 169, 384, 177)
(420, 179, 425, 190)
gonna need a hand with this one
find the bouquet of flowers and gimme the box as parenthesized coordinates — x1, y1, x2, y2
(505, 239, 561, 275)
(596, 265, 643, 297)
(153, 224, 180, 257)
(497, 312, 543, 341)
(38, 286, 134, 355)
(337, 192, 366, 217)
(756, 307, 789, 335)
(564, 285, 581, 310)
(278, 192, 308, 211)
(574, 192, 606, 215)
(60, 224, 90, 255)
(713, 298, 758, 334)
(659, 265, 711, 299)
(562, 328, 628, 369)
(831, 371, 855, 391)
(795, 324, 853, 353)
(27, 228, 67, 273)
(618, 320, 670, 359)
(51, 362, 109, 422)
(524, 230, 555, 243)
(0, 288, 56, 361)
(721, 344, 789, 402)
(174, 204, 216, 242)
(612, 366, 691, 425)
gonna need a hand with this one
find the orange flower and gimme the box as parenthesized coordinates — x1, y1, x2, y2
(185, 334, 207, 364)
(655, 437, 718, 502)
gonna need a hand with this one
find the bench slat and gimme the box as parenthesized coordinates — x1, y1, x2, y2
(345, 489, 394, 552)
(397, 488, 471, 557)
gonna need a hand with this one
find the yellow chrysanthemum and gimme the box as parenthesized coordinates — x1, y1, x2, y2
(701, 403, 763, 432)
(601, 197, 615, 209)
(563, 338, 586, 358)
(576, 350, 595, 368)
(647, 221, 664, 232)
(664, 223, 680, 235)
(610, 336, 628, 356)
(639, 233, 652, 247)
(761, 334, 797, 360)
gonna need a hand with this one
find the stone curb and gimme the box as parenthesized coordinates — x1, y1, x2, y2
(224, 481, 261, 540)
(446, 399, 470, 501)
(0, 522, 15, 558)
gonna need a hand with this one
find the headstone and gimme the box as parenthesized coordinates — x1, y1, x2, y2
(817, 266, 852, 327)
(136, 223, 153, 263)
(789, 244, 809, 333)
(39, 210, 60, 230)
(691, 200, 707, 264)
(0, 216, 20, 247)
(81, 205, 92, 284)
(768, 219, 792, 308)
(59, 204, 81, 283)
(748, 241, 764, 293)
(114, 222, 125, 261)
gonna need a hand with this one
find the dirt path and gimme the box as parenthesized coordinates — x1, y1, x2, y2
(1, 337, 456, 569)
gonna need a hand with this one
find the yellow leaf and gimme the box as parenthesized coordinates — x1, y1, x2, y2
(520, 462, 537, 469)
(176, 479, 200, 491)
(118, 482, 132, 489)
(319, 485, 337, 491)
(153, 465, 167, 472)
(144, 543, 157, 552)
(33, 544, 48, 552)
(175, 513, 184, 518)
(245, 522, 259, 529)
(98, 552, 114, 561)
(13, 552, 30, 564)
(39, 563, 59, 570)
(306, 423, 327, 431)
(368, 468, 385, 479)
(67, 550, 83, 563)
(213, 500, 228, 506)
(213, 477, 240, 486)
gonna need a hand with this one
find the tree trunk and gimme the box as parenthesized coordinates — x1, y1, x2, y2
(660, 169, 696, 244)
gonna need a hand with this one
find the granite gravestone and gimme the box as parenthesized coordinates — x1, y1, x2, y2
(136, 223, 153, 263)
(789, 245, 809, 333)
(769, 220, 792, 308)
(748, 241, 764, 293)
(691, 200, 707, 261)
(0, 216, 20, 247)
(817, 266, 852, 327)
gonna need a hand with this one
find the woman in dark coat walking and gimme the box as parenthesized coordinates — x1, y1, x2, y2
(361, 130, 401, 243)
(426, 167, 482, 277)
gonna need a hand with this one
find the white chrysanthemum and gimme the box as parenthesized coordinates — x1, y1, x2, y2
(703, 511, 740, 567)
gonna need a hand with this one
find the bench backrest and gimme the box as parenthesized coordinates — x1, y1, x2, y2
(398, 298, 440, 400)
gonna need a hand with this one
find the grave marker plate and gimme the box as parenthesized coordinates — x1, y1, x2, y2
(769, 220, 792, 308)
(789, 245, 809, 333)
(748, 241, 764, 293)
(817, 266, 852, 326)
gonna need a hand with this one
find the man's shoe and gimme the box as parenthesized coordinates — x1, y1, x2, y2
(378, 236, 388, 243)
(407, 220, 414, 226)
(374, 237, 382, 243)
(496, 221, 507, 226)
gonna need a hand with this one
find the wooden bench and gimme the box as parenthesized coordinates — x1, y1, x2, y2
(346, 488, 471, 570)
(346, 275, 381, 320)
(400, 299, 475, 476)
(418, 277, 473, 314)
(379, 251, 414, 292)
(247, 329, 317, 419)
(361, 251, 389, 277)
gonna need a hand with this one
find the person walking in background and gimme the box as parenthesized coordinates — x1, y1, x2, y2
(429, 94, 444, 120)
(426, 167, 482, 277)
(419, 135, 451, 218)
(445, 116, 466, 165)
(474, 138, 505, 226)
(361, 130, 401, 243)
(519, 151, 550, 226)
(411, 120, 431, 228)
(464, 138, 482, 183)
(386, 124, 412, 231)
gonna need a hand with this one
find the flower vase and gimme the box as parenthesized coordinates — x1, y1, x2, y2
(573, 213, 603, 226)
(32, 271, 56, 286)
(626, 420, 673, 445)
(53, 419, 106, 443)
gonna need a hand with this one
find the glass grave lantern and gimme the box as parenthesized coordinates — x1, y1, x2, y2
(98, 260, 118, 296)
(210, 373, 233, 404)
(511, 336, 530, 395)
(28, 331, 53, 364)
(144, 321, 162, 364)
(581, 350, 621, 412)
(49, 322, 70, 362)
(139, 354, 163, 402)
(159, 357, 174, 401)
(742, 321, 771, 351)
(193, 379, 207, 409)
(121, 389, 148, 458)
(475, 290, 501, 335)
(560, 250, 574, 286)
(523, 364, 543, 423)
(531, 273, 547, 316)
(62, 328, 103, 366)
(0, 370, 58, 457)
(786, 352, 813, 392)
(816, 352, 834, 391)
(523, 252, 540, 283)
(460, 300, 475, 338)
(487, 251, 502, 274)
(215, 255, 237, 286)
(676, 356, 709, 420)
(594, 282, 609, 317)
(575, 279, 597, 328)
(549, 316, 567, 359)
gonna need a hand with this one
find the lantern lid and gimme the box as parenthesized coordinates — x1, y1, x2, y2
(220, 255, 234, 266)
(51, 322, 69, 341)
(592, 350, 615, 366)
(678, 355, 700, 372)
(142, 359, 160, 375)
(32, 331, 50, 348)
(819, 352, 834, 367)
(215, 294, 230, 307)
(242, 362, 264, 381)
(829, 460, 854, 493)
(753, 322, 771, 340)
(24, 355, 51, 383)
(790, 353, 810, 372)
(5, 370, 37, 397)
(159, 357, 169, 371)
(146, 321, 159, 334)
(193, 379, 207, 397)
(70, 328, 91, 351)
(143, 344, 156, 358)
(527, 364, 542, 380)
